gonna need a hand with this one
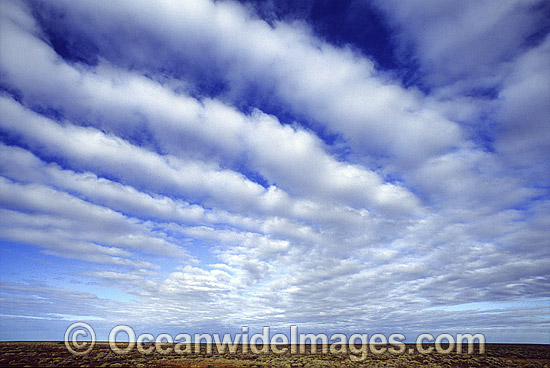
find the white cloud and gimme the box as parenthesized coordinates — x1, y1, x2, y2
(0, 177, 187, 267)
(14, 0, 463, 167)
(373, 0, 548, 91)
(495, 35, 550, 181)
(0, 5, 422, 214)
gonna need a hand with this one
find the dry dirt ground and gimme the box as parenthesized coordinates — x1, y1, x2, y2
(0, 342, 548, 367)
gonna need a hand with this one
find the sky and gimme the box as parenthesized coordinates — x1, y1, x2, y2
(0, 0, 549, 343)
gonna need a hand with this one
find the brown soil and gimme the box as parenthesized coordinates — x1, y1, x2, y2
(0, 342, 548, 367)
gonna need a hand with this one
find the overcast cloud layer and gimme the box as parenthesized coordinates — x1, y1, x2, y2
(0, 0, 549, 343)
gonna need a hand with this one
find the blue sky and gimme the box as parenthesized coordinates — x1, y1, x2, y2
(0, 0, 549, 343)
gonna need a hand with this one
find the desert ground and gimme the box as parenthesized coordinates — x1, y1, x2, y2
(0, 342, 548, 367)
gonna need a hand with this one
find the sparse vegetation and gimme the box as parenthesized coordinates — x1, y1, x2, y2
(0, 342, 548, 367)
